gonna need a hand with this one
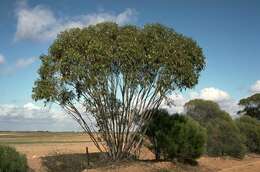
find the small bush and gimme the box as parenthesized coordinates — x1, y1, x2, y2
(206, 117, 246, 158)
(0, 145, 28, 172)
(185, 99, 246, 158)
(145, 109, 171, 160)
(145, 109, 206, 163)
(162, 115, 206, 163)
(236, 116, 260, 153)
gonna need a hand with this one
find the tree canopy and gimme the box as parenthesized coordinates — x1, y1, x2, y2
(184, 99, 228, 124)
(32, 22, 205, 160)
(239, 93, 260, 120)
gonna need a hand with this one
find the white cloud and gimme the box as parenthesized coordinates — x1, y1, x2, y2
(15, 2, 137, 42)
(162, 87, 240, 116)
(196, 87, 230, 101)
(218, 100, 241, 117)
(0, 103, 62, 120)
(15, 4, 56, 41)
(0, 102, 81, 131)
(250, 80, 260, 94)
(15, 57, 37, 68)
(23, 102, 40, 110)
(161, 93, 187, 114)
(0, 54, 5, 64)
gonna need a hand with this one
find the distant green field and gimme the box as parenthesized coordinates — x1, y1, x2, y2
(0, 131, 91, 145)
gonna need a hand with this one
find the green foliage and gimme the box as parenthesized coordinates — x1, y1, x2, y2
(145, 109, 171, 160)
(236, 116, 260, 153)
(206, 117, 246, 158)
(185, 99, 246, 158)
(0, 145, 28, 172)
(185, 99, 226, 124)
(32, 22, 206, 159)
(239, 93, 260, 120)
(32, 22, 205, 104)
(163, 115, 207, 163)
(145, 109, 206, 163)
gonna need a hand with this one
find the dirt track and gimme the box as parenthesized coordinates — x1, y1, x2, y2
(219, 161, 260, 172)
(198, 155, 260, 172)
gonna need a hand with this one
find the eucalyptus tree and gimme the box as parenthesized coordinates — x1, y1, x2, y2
(32, 22, 205, 160)
(184, 99, 223, 124)
(239, 93, 260, 120)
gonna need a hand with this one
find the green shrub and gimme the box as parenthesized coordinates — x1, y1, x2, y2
(236, 116, 260, 153)
(145, 109, 206, 163)
(238, 93, 260, 120)
(163, 115, 207, 164)
(206, 117, 246, 158)
(145, 109, 171, 160)
(0, 145, 28, 172)
(185, 99, 246, 158)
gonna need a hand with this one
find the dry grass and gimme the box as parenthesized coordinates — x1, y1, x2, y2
(0, 131, 89, 144)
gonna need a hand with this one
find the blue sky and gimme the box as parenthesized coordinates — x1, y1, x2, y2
(0, 0, 260, 131)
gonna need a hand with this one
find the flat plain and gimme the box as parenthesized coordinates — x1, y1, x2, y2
(1, 131, 260, 172)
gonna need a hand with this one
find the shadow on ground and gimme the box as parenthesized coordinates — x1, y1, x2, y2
(41, 152, 202, 172)
(42, 152, 107, 172)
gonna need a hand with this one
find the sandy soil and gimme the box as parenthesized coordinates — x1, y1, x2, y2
(84, 161, 176, 172)
(14, 143, 260, 172)
(198, 154, 260, 172)
(15, 143, 178, 172)
(2, 132, 260, 172)
(15, 143, 98, 172)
